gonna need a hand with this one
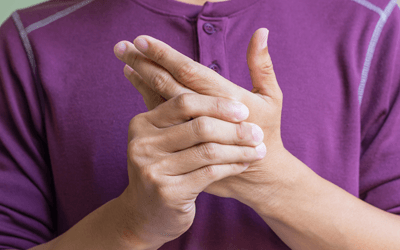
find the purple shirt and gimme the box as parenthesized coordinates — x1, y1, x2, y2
(1, 0, 400, 248)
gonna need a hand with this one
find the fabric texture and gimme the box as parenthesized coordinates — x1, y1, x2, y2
(0, 0, 399, 248)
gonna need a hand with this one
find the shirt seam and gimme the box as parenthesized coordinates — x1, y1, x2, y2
(25, 0, 96, 34)
(9, 11, 60, 228)
(9, 13, 58, 228)
(131, 0, 199, 22)
(356, 0, 398, 106)
(11, 11, 47, 144)
(351, 0, 386, 16)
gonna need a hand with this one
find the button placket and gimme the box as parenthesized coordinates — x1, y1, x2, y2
(197, 17, 229, 78)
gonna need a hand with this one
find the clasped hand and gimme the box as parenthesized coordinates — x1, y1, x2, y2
(114, 28, 292, 246)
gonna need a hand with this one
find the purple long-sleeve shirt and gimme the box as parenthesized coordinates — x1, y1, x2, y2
(1, 0, 400, 249)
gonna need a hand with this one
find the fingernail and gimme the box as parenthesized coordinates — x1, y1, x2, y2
(231, 102, 249, 120)
(116, 42, 126, 57)
(261, 29, 269, 49)
(243, 162, 250, 168)
(256, 143, 267, 159)
(134, 38, 148, 52)
(124, 65, 134, 76)
(252, 124, 264, 142)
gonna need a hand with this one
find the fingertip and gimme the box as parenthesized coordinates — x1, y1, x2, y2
(134, 37, 149, 52)
(114, 41, 127, 58)
(231, 101, 249, 121)
(261, 28, 269, 49)
(256, 143, 267, 159)
(124, 64, 134, 76)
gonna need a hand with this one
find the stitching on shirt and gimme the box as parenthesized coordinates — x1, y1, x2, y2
(8, 0, 97, 134)
(11, 11, 47, 141)
(351, 0, 385, 16)
(357, 0, 398, 106)
(25, 0, 96, 34)
(132, 0, 198, 21)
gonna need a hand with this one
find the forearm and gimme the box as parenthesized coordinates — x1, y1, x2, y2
(27, 189, 163, 250)
(254, 156, 400, 250)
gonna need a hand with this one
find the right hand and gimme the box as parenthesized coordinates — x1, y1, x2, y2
(118, 93, 266, 248)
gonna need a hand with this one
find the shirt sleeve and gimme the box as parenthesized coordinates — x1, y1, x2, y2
(359, 5, 400, 215)
(0, 15, 56, 249)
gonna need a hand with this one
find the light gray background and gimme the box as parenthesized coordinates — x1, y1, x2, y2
(1, 0, 400, 26)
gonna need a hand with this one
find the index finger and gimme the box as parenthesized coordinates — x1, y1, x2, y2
(133, 35, 243, 101)
(145, 93, 249, 128)
(116, 41, 197, 100)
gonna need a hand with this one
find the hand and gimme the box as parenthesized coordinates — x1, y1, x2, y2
(119, 92, 266, 247)
(114, 28, 290, 209)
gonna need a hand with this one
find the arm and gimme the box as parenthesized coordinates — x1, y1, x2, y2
(112, 8, 400, 247)
(2, 12, 263, 249)
(252, 152, 400, 250)
(27, 190, 161, 250)
(0, 15, 158, 250)
(0, 15, 56, 249)
(251, 4, 400, 249)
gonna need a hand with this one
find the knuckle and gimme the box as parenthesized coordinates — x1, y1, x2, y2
(255, 54, 274, 77)
(141, 165, 159, 184)
(129, 115, 139, 130)
(201, 165, 219, 180)
(192, 117, 213, 140)
(127, 138, 155, 165)
(129, 114, 147, 132)
(153, 46, 169, 64)
(200, 142, 218, 161)
(128, 138, 143, 155)
(176, 61, 199, 84)
(175, 93, 192, 111)
(241, 145, 254, 159)
(214, 97, 226, 117)
(236, 122, 246, 141)
(127, 141, 136, 160)
(263, 54, 274, 72)
(150, 72, 170, 93)
(141, 140, 155, 157)
(127, 139, 142, 166)
(127, 53, 141, 70)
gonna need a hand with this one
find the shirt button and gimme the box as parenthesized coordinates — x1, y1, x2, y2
(208, 63, 220, 73)
(203, 23, 216, 34)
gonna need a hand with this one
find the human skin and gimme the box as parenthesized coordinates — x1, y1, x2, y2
(26, 92, 265, 250)
(115, 93, 267, 247)
(113, 28, 400, 249)
(174, 0, 230, 6)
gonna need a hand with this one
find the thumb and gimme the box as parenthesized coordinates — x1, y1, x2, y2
(246, 28, 282, 100)
(124, 64, 166, 111)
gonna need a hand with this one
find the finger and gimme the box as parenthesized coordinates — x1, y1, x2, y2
(131, 36, 244, 101)
(145, 93, 249, 128)
(156, 117, 264, 152)
(162, 142, 266, 176)
(115, 40, 196, 100)
(178, 162, 250, 195)
(123, 64, 166, 111)
(246, 28, 282, 100)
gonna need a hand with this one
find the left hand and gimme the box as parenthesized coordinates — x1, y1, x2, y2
(114, 28, 292, 208)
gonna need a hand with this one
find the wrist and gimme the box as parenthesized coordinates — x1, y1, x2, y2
(116, 187, 165, 250)
(251, 150, 319, 220)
